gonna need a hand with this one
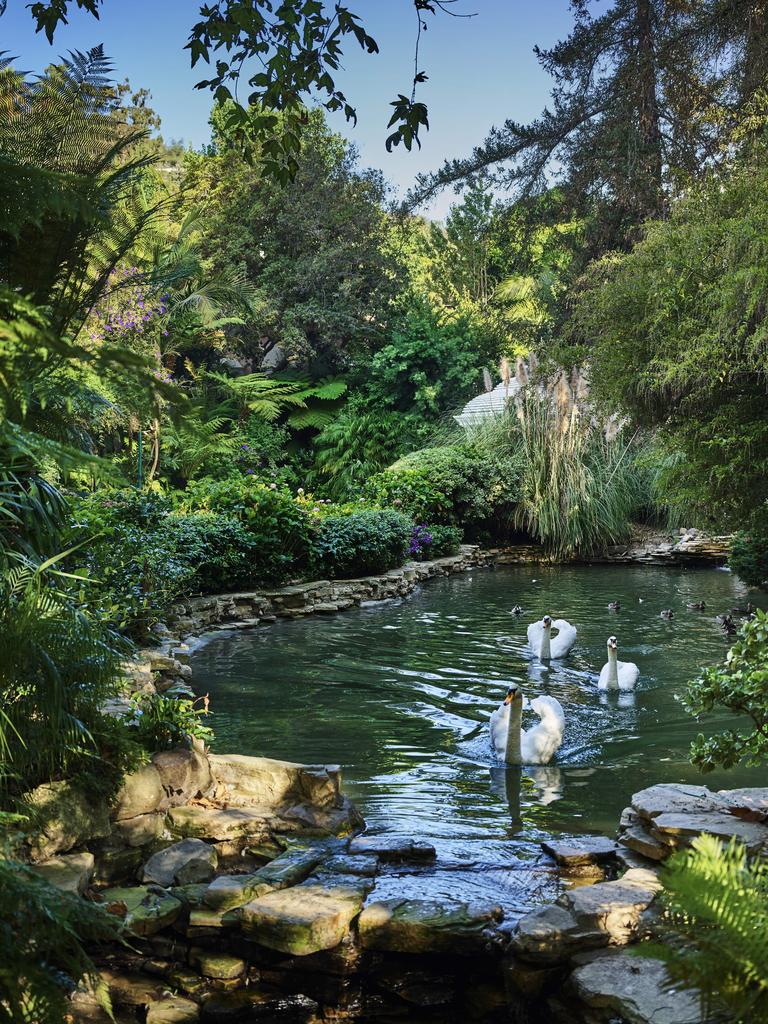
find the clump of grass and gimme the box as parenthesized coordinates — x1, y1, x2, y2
(470, 390, 646, 558)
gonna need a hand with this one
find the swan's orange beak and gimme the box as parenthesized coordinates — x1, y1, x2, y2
(504, 687, 521, 705)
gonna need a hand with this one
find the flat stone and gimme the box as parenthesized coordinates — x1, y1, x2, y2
(719, 787, 768, 811)
(186, 906, 240, 934)
(167, 968, 208, 998)
(358, 897, 503, 955)
(143, 838, 218, 887)
(541, 836, 619, 867)
(101, 886, 182, 937)
(559, 869, 661, 946)
(323, 854, 379, 877)
(570, 951, 702, 1024)
(112, 764, 163, 820)
(24, 781, 111, 861)
(511, 904, 599, 964)
(168, 805, 272, 842)
(192, 951, 246, 980)
(203, 873, 275, 911)
(650, 812, 768, 852)
(250, 847, 324, 888)
(100, 969, 168, 1007)
(348, 835, 436, 863)
(620, 825, 669, 861)
(152, 749, 213, 809)
(113, 812, 166, 848)
(631, 783, 727, 822)
(30, 851, 94, 895)
(146, 996, 200, 1023)
(241, 880, 366, 955)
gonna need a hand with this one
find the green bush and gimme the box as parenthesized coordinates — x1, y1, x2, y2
(367, 443, 519, 528)
(312, 508, 411, 578)
(417, 524, 464, 558)
(171, 512, 259, 594)
(178, 477, 312, 582)
(729, 513, 768, 589)
(127, 693, 214, 752)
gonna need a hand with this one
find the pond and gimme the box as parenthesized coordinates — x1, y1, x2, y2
(193, 563, 765, 912)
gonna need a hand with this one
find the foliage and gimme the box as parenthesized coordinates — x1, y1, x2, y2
(311, 509, 411, 579)
(682, 609, 768, 772)
(179, 476, 312, 582)
(170, 512, 259, 594)
(310, 400, 407, 499)
(730, 511, 768, 589)
(0, 854, 119, 1024)
(409, 523, 463, 559)
(127, 693, 213, 753)
(640, 833, 768, 1023)
(0, 557, 128, 799)
(572, 151, 768, 530)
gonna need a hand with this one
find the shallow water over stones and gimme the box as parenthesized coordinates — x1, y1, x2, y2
(193, 563, 765, 915)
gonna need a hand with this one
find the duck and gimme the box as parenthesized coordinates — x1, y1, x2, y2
(527, 614, 577, 659)
(597, 636, 639, 691)
(732, 602, 755, 617)
(686, 601, 706, 611)
(511, 605, 524, 616)
(660, 609, 674, 619)
(490, 685, 565, 765)
(608, 601, 621, 612)
(718, 614, 738, 636)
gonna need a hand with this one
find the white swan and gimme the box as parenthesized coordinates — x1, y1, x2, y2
(597, 636, 639, 691)
(527, 614, 577, 659)
(490, 685, 565, 765)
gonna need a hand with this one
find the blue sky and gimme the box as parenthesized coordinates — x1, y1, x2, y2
(1, 0, 575, 218)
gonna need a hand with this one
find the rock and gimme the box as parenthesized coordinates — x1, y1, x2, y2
(206, 754, 340, 811)
(511, 904, 595, 964)
(631, 783, 727, 822)
(92, 845, 145, 886)
(113, 812, 166, 848)
(280, 799, 362, 835)
(99, 968, 168, 1007)
(323, 853, 379, 877)
(167, 968, 208, 998)
(251, 847, 325, 888)
(186, 906, 240, 936)
(143, 838, 218, 887)
(112, 764, 163, 820)
(541, 836, 620, 868)
(358, 898, 503, 955)
(719, 786, 768, 811)
(620, 824, 669, 861)
(559, 869, 661, 946)
(191, 951, 246, 980)
(30, 851, 94, 894)
(569, 951, 702, 1024)
(168, 806, 272, 843)
(198, 990, 317, 1022)
(650, 811, 768, 853)
(241, 880, 366, 955)
(146, 996, 201, 1023)
(101, 886, 182, 937)
(24, 781, 111, 861)
(203, 873, 275, 911)
(348, 835, 436, 863)
(152, 749, 212, 808)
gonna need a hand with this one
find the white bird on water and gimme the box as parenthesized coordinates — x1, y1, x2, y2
(597, 636, 639, 691)
(490, 685, 565, 765)
(527, 614, 577, 659)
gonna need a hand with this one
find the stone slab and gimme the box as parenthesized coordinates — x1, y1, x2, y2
(241, 881, 365, 955)
(619, 825, 669, 861)
(631, 784, 727, 822)
(101, 886, 183, 937)
(29, 851, 94, 895)
(358, 897, 503, 955)
(348, 835, 436, 862)
(168, 805, 272, 842)
(143, 838, 218, 887)
(650, 812, 768, 852)
(570, 951, 702, 1024)
(541, 836, 620, 867)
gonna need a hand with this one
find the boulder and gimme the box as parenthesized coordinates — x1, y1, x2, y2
(203, 873, 276, 912)
(206, 753, 340, 811)
(511, 904, 602, 964)
(112, 764, 163, 820)
(280, 798, 363, 835)
(113, 812, 166, 848)
(146, 996, 200, 1023)
(143, 838, 218, 887)
(99, 968, 168, 1008)
(24, 780, 111, 861)
(241, 880, 366, 955)
(358, 898, 503, 955)
(348, 835, 436, 863)
(650, 811, 768, 853)
(92, 845, 145, 886)
(168, 805, 272, 843)
(569, 951, 702, 1024)
(30, 851, 94, 895)
(631, 784, 726, 822)
(541, 836, 620, 868)
(100, 886, 182, 937)
(559, 868, 661, 946)
(152, 749, 212, 808)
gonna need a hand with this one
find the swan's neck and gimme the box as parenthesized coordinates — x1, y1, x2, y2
(505, 699, 523, 764)
(606, 647, 619, 688)
(539, 625, 551, 660)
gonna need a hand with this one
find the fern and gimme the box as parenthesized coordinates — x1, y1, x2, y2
(639, 833, 768, 1022)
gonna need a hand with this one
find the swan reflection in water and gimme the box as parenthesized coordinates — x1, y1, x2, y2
(489, 764, 565, 826)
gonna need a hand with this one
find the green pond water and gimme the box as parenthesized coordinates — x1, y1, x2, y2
(193, 563, 765, 909)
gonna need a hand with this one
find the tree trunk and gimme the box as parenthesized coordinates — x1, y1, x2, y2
(635, 0, 665, 219)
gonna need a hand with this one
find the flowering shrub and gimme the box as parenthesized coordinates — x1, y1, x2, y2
(409, 523, 463, 560)
(86, 266, 168, 346)
(311, 509, 411, 578)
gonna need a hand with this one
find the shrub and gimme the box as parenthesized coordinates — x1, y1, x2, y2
(411, 523, 463, 559)
(171, 513, 259, 594)
(729, 512, 768, 589)
(312, 508, 411, 578)
(127, 693, 214, 752)
(179, 477, 312, 582)
(367, 443, 519, 528)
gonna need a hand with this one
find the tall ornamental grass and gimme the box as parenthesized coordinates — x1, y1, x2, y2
(470, 391, 645, 558)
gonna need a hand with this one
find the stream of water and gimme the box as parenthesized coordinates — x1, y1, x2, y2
(193, 563, 765, 909)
